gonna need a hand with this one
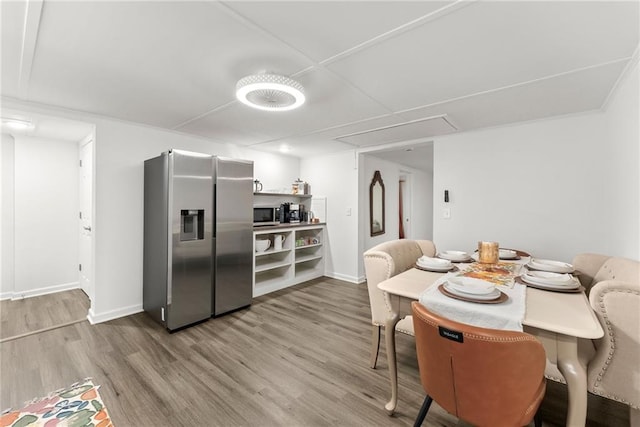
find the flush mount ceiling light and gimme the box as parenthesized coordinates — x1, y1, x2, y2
(236, 74, 305, 112)
(1, 117, 33, 130)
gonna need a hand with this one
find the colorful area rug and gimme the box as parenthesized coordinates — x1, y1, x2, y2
(1, 378, 113, 427)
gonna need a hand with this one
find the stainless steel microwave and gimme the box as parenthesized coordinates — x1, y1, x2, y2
(253, 206, 280, 226)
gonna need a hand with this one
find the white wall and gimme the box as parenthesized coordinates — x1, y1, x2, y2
(433, 113, 607, 262)
(432, 62, 639, 263)
(92, 119, 301, 323)
(362, 156, 401, 249)
(4, 99, 301, 323)
(410, 168, 433, 241)
(300, 150, 360, 282)
(602, 60, 639, 260)
(12, 136, 80, 297)
(355, 154, 434, 279)
(0, 133, 15, 299)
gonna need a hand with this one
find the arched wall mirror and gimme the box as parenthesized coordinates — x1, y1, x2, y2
(370, 170, 385, 236)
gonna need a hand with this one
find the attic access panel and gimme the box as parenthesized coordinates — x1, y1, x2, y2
(335, 115, 457, 147)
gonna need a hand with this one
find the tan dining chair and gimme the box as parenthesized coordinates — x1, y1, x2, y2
(363, 239, 436, 368)
(411, 301, 546, 427)
(542, 253, 640, 425)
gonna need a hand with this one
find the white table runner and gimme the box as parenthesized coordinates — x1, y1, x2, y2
(418, 272, 527, 332)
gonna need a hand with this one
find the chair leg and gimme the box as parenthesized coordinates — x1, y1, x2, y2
(534, 410, 542, 427)
(413, 395, 433, 427)
(630, 406, 640, 427)
(370, 325, 381, 368)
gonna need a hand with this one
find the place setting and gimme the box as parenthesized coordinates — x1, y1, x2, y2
(471, 247, 530, 261)
(436, 250, 474, 263)
(415, 255, 458, 272)
(438, 276, 508, 304)
(516, 270, 583, 293)
(525, 258, 574, 273)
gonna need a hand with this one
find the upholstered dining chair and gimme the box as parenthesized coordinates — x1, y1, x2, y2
(411, 301, 546, 427)
(542, 253, 640, 426)
(362, 239, 436, 368)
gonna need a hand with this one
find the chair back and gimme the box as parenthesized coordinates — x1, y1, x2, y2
(411, 302, 546, 427)
(363, 240, 435, 325)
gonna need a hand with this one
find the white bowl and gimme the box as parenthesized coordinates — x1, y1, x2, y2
(255, 239, 271, 252)
(418, 256, 451, 267)
(438, 250, 470, 261)
(499, 249, 518, 259)
(446, 276, 496, 295)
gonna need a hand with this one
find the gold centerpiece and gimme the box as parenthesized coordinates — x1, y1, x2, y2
(478, 241, 499, 264)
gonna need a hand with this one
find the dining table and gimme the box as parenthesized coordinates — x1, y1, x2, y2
(377, 256, 604, 427)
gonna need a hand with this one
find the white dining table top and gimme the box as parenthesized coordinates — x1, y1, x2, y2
(378, 267, 604, 339)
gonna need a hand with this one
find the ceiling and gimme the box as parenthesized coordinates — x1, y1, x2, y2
(1, 1, 638, 171)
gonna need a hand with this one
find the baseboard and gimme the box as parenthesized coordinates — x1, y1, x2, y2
(325, 272, 365, 284)
(0, 292, 13, 301)
(9, 281, 80, 300)
(87, 304, 143, 325)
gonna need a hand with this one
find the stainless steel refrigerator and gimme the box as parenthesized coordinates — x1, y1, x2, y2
(143, 150, 253, 331)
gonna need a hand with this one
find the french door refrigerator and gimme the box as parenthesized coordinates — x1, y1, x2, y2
(143, 149, 253, 331)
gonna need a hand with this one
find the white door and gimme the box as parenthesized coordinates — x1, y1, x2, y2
(400, 174, 412, 239)
(79, 138, 93, 301)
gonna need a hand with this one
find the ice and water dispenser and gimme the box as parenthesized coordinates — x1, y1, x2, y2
(180, 209, 204, 241)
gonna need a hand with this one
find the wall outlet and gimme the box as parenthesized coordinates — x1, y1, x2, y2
(443, 207, 451, 219)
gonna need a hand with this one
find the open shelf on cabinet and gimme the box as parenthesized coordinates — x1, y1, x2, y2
(294, 260, 323, 281)
(255, 247, 291, 257)
(254, 192, 312, 198)
(254, 266, 293, 297)
(255, 259, 291, 273)
(253, 225, 324, 297)
(294, 243, 322, 250)
(295, 254, 323, 264)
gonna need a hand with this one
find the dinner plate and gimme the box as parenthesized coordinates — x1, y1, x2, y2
(415, 263, 457, 272)
(439, 284, 508, 304)
(515, 276, 584, 293)
(521, 275, 579, 289)
(527, 258, 574, 273)
(523, 271, 574, 285)
(444, 283, 500, 300)
(447, 276, 496, 295)
(438, 250, 473, 262)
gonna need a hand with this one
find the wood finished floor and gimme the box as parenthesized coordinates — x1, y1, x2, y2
(0, 278, 629, 426)
(0, 288, 89, 340)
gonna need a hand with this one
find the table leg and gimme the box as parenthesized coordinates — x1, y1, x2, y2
(556, 335, 588, 427)
(384, 311, 400, 415)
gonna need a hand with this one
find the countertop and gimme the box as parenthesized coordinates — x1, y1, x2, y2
(253, 222, 325, 231)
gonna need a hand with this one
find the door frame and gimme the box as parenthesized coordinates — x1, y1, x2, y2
(78, 130, 96, 320)
(399, 171, 412, 239)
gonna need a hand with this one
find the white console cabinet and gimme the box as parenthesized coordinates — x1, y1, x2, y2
(253, 225, 324, 297)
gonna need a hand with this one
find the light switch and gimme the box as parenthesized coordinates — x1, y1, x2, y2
(443, 208, 451, 219)
(346, 207, 352, 216)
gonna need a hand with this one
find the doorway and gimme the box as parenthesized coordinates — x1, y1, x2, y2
(399, 173, 411, 239)
(79, 136, 94, 302)
(0, 111, 95, 340)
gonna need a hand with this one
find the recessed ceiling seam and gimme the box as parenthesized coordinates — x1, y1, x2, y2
(17, 0, 44, 99)
(395, 57, 633, 116)
(318, 0, 474, 68)
(334, 114, 454, 141)
(600, 46, 639, 110)
(244, 112, 397, 149)
(171, 99, 237, 130)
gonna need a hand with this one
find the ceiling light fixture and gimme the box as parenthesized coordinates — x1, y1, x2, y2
(1, 117, 33, 130)
(236, 74, 305, 112)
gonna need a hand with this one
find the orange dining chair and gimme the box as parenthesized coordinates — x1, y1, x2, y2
(411, 301, 546, 427)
